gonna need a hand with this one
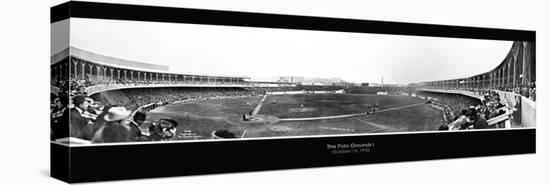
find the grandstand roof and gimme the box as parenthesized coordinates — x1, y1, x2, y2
(51, 47, 250, 79)
(50, 47, 69, 65)
(71, 47, 170, 71)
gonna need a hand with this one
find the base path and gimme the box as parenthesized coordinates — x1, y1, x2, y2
(278, 102, 425, 122)
(353, 118, 390, 132)
(251, 94, 268, 117)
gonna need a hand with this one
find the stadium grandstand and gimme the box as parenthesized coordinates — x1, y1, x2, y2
(415, 41, 535, 129)
(50, 47, 299, 143)
(56, 47, 255, 95)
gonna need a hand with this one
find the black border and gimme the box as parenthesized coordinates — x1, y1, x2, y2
(50, 1, 70, 23)
(51, 1, 535, 41)
(50, 1, 536, 183)
(60, 129, 534, 183)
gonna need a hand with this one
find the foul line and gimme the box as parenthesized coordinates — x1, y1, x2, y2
(278, 103, 425, 122)
(251, 94, 268, 117)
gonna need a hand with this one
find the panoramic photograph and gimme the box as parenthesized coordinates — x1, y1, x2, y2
(50, 18, 536, 145)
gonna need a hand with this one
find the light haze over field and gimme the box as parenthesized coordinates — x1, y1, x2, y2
(62, 18, 513, 84)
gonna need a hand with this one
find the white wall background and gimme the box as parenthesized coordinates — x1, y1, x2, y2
(0, 0, 548, 184)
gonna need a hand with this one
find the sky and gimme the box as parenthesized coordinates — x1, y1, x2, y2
(62, 18, 514, 84)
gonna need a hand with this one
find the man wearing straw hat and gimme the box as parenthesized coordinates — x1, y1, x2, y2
(91, 107, 133, 143)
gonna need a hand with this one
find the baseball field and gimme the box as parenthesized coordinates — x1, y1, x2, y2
(146, 93, 444, 140)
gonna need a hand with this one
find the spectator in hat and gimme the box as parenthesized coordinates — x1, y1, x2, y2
(460, 109, 477, 129)
(128, 111, 149, 141)
(69, 95, 94, 140)
(91, 107, 132, 143)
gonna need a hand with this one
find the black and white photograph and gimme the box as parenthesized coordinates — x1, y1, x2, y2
(51, 16, 536, 146)
(6, 0, 543, 184)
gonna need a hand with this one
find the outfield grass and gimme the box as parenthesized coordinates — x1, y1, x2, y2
(145, 94, 443, 140)
(260, 94, 424, 118)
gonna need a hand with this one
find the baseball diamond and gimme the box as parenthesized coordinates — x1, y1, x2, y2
(142, 93, 444, 140)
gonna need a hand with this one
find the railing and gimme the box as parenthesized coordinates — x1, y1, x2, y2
(133, 103, 159, 113)
(487, 107, 512, 128)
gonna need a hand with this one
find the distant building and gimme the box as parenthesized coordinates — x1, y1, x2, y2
(277, 77, 290, 83)
(368, 83, 383, 87)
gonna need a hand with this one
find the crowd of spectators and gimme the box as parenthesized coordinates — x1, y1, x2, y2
(53, 80, 70, 95)
(51, 87, 257, 143)
(416, 90, 509, 130)
(418, 91, 481, 124)
(92, 87, 255, 111)
(69, 78, 94, 95)
(493, 81, 536, 102)
(50, 94, 181, 143)
(67, 76, 248, 94)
